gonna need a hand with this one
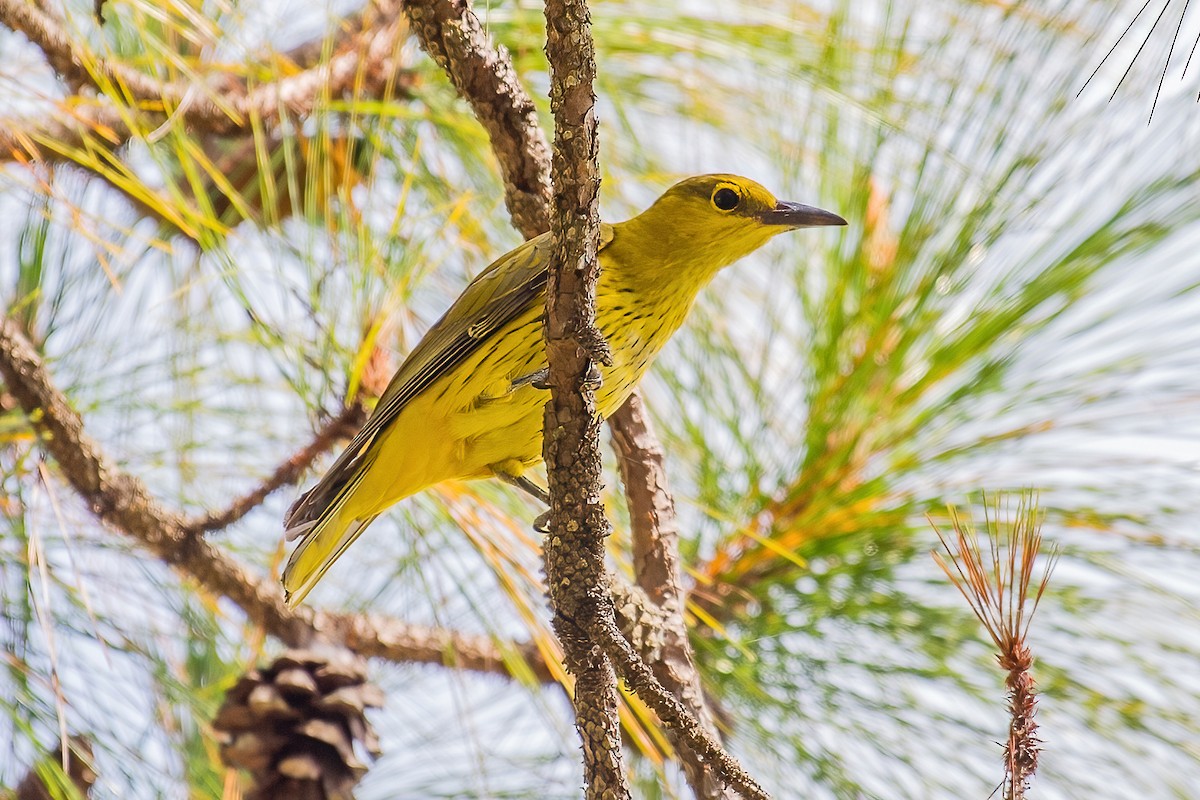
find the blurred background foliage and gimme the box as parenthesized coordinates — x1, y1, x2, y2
(2, 0, 1199, 797)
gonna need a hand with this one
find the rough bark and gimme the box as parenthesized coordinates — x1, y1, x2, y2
(594, 617, 772, 800)
(611, 394, 736, 799)
(540, 0, 628, 796)
(403, 0, 552, 239)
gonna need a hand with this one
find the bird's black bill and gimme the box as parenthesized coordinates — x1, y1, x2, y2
(759, 201, 847, 228)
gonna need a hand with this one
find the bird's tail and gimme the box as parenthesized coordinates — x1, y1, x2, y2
(281, 425, 384, 607)
(282, 506, 380, 607)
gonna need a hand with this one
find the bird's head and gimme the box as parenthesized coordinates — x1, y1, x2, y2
(619, 174, 846, 278)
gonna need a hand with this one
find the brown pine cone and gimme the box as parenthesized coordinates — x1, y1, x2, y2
(212, 648, 383, 800)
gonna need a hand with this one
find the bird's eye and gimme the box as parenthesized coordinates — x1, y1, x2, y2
(712, 187, 740, 211)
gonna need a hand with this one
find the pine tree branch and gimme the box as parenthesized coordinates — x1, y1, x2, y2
(402, 0, 552, 239)
(540, 0, 627, 796)
(0, 316, 553, 684)
(610, 393, 737, 800)
(0, 0, 415, 161)
(404, 2, 708, 696)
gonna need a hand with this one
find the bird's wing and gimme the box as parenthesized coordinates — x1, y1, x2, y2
(285, 224, 615, 530)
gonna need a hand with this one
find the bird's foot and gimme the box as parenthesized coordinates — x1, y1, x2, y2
(511, 367, 551, 391)
(511, 363, 601, 392)
(577, 324, 614, 366)
(497, 470, 550, 505)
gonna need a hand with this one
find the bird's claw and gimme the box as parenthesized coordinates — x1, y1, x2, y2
(512, 364, 601, 392)
(497, 471, 550, 505)
(578, 324, 614, 366)
(512, 367, 551, 391)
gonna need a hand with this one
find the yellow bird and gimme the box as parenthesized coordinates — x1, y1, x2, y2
(283, 174, 845, 605)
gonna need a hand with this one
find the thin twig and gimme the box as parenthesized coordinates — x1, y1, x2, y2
(595, 613, 772, 800)
(931, 494, 1057, 800)
(0, 316, 552, 684)
(183, 402, 366, 535)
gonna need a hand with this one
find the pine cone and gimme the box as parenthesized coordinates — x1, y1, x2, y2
(12, 736, 95, 800)
(213, 648, 383, 800)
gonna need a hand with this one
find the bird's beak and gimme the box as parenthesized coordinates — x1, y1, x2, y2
(759, 201, 847, 229)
